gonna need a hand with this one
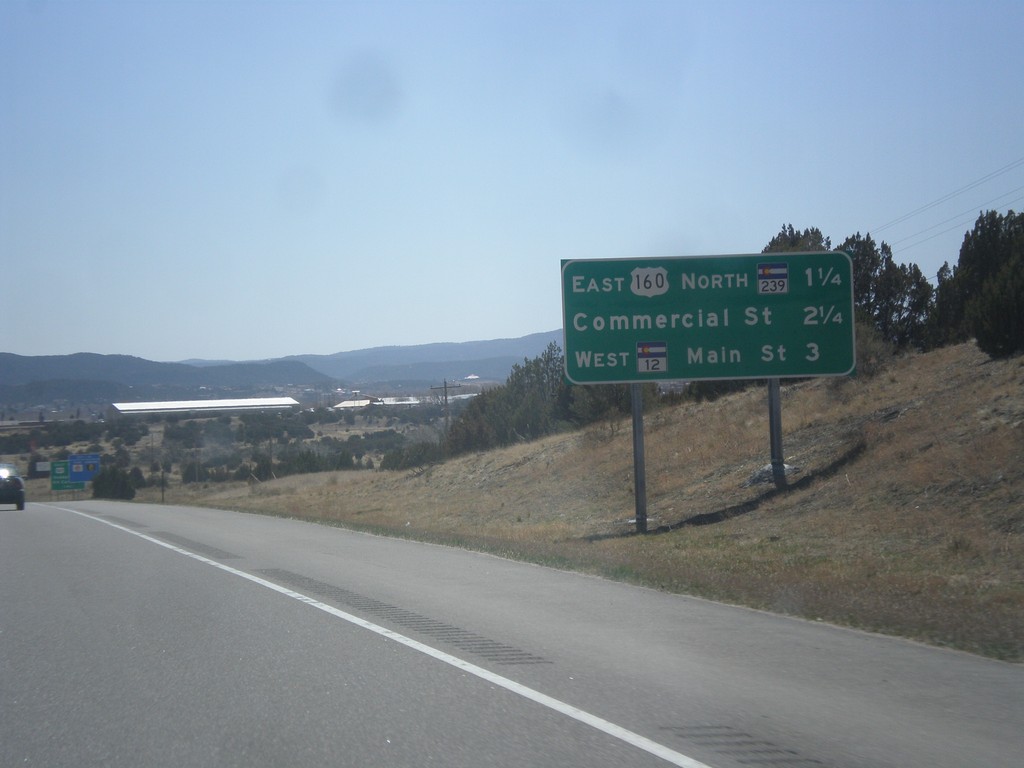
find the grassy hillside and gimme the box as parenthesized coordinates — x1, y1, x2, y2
(40, 343, 1024, 660)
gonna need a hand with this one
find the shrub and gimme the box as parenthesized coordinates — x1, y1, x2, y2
(128, 466, 147, 488)
(381, 441, 445, 471)
(180, 461, 209, 484)
(92, 467, 136, 500)
(969, 252, 1024, 357)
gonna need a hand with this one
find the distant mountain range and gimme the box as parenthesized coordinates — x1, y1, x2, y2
(0, 330, 563, 406)
(0, 353, 329, 389)
(282, 330, 563, 384)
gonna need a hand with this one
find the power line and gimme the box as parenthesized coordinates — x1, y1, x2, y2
(900, 198, 1024, 257)
(873, 156, 1024, 233)
(899, 191, 1024, 286)
(890, 186, 1024, 248)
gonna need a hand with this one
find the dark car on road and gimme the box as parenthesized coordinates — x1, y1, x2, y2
(0, 463, 26, 510)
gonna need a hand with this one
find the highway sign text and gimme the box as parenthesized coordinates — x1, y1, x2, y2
(562, 252, 855, 384)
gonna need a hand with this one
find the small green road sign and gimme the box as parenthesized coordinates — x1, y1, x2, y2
(561, 252, 855, 384)
(50, 460, 86, 492)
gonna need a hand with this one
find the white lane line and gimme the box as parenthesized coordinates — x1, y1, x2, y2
(53, 506, 714, 768)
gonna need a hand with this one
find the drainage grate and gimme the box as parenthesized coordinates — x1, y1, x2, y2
(662, 725, 827, 767)
(151, 532, 239, 561)
(258, 568, 550, 666)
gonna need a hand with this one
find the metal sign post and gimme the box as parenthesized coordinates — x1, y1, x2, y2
(768, 378, 786, 488)
(630, 384, 647, 533)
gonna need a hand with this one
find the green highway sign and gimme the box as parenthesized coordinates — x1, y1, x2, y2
(50, 460, 86, 492)
(561, 252, 855, 384)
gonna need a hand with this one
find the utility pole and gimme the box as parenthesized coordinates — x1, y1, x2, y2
(431, 379, 462, 435)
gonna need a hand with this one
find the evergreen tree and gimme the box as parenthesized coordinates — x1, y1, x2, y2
(835, 233, 933, 349)
(872, 254, 933, 349)
(836, 232, 885, 324)
(927, 261, 967, 346)
(445, 342, 575, 455)
(969, 249, 1024, 356)
(763, 223, 831, 253)
(932, 210, 1024, 354)
(92, 466, 136, 500)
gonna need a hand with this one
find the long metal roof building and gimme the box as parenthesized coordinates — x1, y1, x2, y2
(112, 397, 299, 415)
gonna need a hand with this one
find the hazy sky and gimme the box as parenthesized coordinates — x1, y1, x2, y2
(3, 0, 1022, 361)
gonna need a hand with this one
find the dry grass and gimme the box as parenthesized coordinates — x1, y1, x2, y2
(47, 342, 1024, 660)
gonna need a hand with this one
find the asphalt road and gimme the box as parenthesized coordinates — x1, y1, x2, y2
(2, 499, 1020, 768)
